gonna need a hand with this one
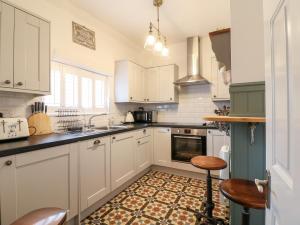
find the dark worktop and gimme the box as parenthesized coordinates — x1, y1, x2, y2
(0, 122, 216, 158)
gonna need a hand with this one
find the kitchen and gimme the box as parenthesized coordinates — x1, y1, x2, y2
(0, 0, 298, 225)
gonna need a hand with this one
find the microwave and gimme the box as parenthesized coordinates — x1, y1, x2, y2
(133, 110, 158, 123)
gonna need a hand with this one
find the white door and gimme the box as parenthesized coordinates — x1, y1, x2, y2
(0, 2, 14, 88)
(158, 65, 175, 102)
(80, 137, 110, 211)
(264, 0, 300, 224)
(153, 128, 171, 167)
(111, 132, 135, 190)
(145, 67, 159, 102)
(0, 145, 78, 225)
(136, 136, 152, 173)
(14, 9, 50, 92)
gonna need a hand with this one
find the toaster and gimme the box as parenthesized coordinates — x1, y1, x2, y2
(0, 118, 30, 141)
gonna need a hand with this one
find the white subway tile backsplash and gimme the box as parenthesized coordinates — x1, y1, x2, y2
(0, 85, 229, 127)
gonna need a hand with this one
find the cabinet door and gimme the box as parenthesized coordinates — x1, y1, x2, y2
(207, 129, 230, 157)
(153, 128, 171, 167)
(80, 137, 110, 211)
(211, 57, 230, 100)
(158, 65, 176, 102)
(136, 136, 152, 173)
(111, 132, 135, 190)
(145, 67, 159, 102)
(14, 9, 50, 92)
(0, 145, 78, 225)
(0, 2, 14, 88)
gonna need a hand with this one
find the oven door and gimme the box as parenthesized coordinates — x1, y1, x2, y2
(171, 134, 207, 162)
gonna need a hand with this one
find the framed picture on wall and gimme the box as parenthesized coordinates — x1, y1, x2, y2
(72, 21, 96, 50)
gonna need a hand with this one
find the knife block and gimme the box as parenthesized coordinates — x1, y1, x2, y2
(28, 113, 53, 136)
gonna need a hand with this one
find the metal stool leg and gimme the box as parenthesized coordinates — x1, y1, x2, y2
(242, 207, 250, 225)
(195, 169, 225, 225)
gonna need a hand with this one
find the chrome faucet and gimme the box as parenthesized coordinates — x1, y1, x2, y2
(87, 113, 108, 128)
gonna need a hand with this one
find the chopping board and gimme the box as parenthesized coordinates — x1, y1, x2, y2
(28, 113, 53, 136)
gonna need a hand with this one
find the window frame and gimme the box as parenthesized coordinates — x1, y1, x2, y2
(45, 61, 109, 114)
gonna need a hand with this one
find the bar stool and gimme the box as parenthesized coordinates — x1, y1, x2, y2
(191, 156, 227, 225)
(220, 179, 266, 225)
(10, 208, 67, 225)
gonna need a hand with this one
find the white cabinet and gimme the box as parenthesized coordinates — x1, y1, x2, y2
(207, 129, 230, 157)
(145, 67, 159, 102)
(115, 60, 145, 102)
(135, 129, 153, 174)
(210, 57, 230, 101)
(0, 2, 14, 88)
(158, 65, 178, 102)
(80, 137, 110, 211)
(144, 65, 179, 103)
(0, 145, 78, 225)
(115, 61, 178, 103)
(14, 9, 50, 92)
(153, 127, 171, 167)
(111, 132, 135, 190)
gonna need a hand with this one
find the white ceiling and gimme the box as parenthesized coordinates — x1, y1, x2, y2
(70, 0, 231, 45)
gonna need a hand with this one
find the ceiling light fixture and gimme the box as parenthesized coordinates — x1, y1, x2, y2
(144, 0, 169, 57)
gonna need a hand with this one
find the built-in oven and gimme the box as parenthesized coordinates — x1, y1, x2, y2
(171, 128, 207, 163)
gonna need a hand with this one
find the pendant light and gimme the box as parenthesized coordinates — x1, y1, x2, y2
(144, 0, 169, 57)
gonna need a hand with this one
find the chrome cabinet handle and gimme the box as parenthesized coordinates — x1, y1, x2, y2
(5, 160, 12, 166)
(16, 82, 23, 86)
(4, 80, 11, 85)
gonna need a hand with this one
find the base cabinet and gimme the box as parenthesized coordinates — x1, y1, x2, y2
(0, 145, 78, 225)
(207, 129, 230, 157)
(111, 132, 135, 190)
(80, 137, 110, 211)
(135, 133, 152, 174)
(153, 128, 171, 167)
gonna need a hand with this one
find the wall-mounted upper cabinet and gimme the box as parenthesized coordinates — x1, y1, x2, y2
(0, 1, 50, 95)
(115, 60, 178, 103)
(210, 57, 230, 101)
(0, 2, 14, 89)
(115, 60, 145, 103)
(146, 65, 179, 103)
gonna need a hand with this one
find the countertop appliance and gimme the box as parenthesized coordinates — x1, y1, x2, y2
(0, 118, 30, 141)
(125, 111, 134, 123)
(133, 110, 158, 123)
(171, 127, 207, 162)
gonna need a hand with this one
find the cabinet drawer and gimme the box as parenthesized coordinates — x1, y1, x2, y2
(86, 137, 109, 149)
(135, 128, 152, 139)
(111, 132, 134, 143)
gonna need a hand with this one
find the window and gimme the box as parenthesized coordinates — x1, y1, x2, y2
(81, 77, 92, 108)
(45, 61, 108, 113)
(44, 63, 61, 106)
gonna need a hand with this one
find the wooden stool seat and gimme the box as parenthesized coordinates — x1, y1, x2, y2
(11, 208, 67, 225)
(220, 179, 266, 209)
(191, 156, 227, 170)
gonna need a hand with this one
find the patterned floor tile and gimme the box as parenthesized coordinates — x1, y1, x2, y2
(122, 195, 147, 211)
(168, 208, 197, 225)
(81, 170, 229, 225)
(155, 190, 178, 204)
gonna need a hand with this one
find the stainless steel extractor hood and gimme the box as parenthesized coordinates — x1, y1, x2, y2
(174, 36, 209, 86)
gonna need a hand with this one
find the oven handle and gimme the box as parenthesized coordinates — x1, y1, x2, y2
(173, 136, 203, 140)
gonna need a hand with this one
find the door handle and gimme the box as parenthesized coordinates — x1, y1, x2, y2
(255, 170, 271, 209)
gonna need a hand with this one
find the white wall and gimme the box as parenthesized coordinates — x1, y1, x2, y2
(230, 0, 265, 83)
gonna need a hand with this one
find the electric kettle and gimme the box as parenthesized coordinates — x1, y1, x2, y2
(125, 111, 134, 123)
